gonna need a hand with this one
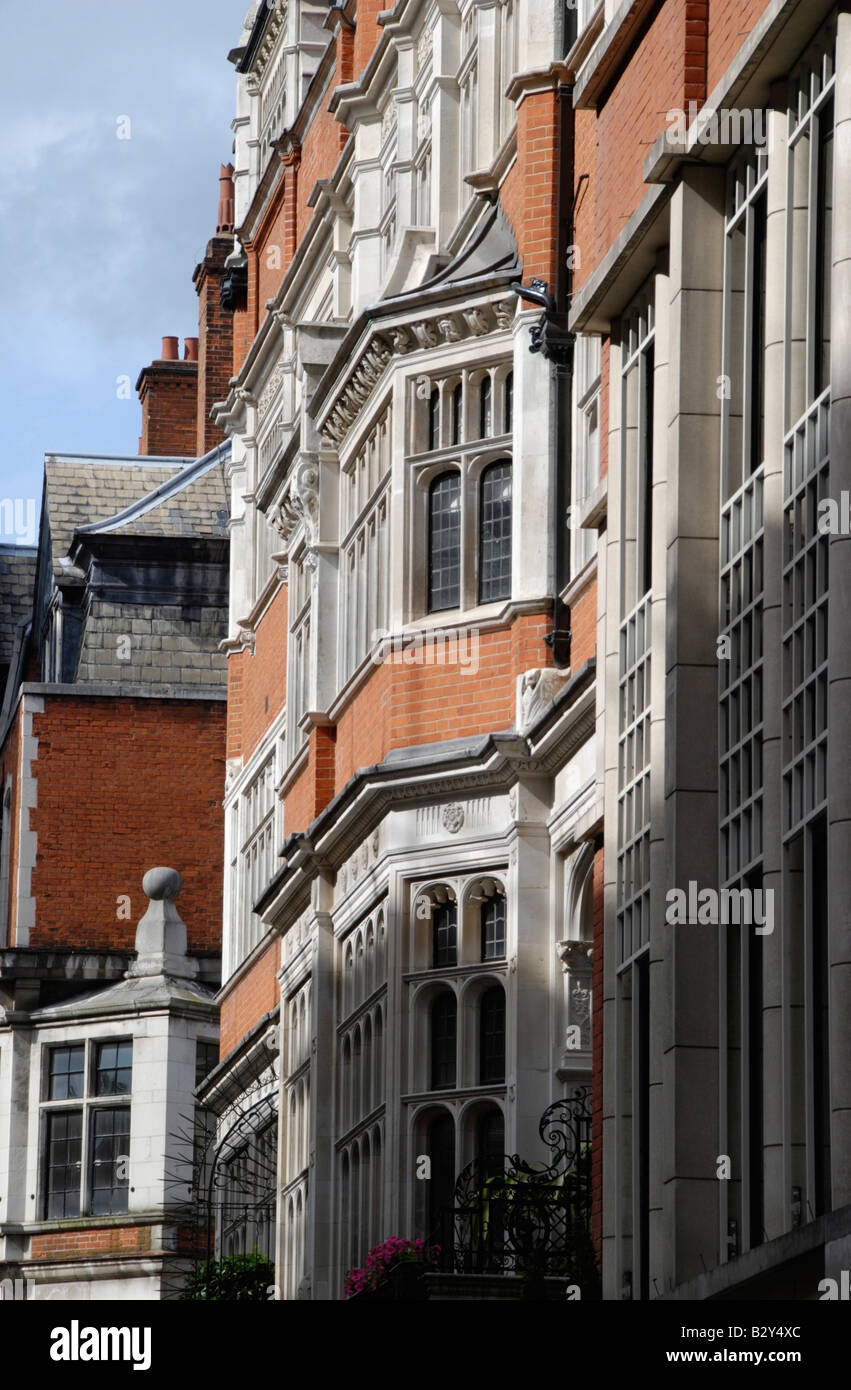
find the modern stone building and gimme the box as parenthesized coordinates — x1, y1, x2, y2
(569, 0, 850, 1299)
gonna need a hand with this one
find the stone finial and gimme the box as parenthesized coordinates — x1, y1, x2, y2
(127, 867, 198, 980)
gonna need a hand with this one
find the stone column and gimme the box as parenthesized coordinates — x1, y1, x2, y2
(827, 9, 851, 1213)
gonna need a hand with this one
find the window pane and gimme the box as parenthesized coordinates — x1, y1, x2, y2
(479, 987, 506, 1084)
(428, 473, 461, 612)
(477, 1108, 505, 1180)
(452, 383, 463, 445)
(427, 1113, 455, 1234)
(481, 896, 506, 960)
(90, 1107, 131, 1215)
(45, 1111, 82, 1219)
(428, 388, 440, 451)
(479, 376, 492, 439)
(504, 372, 513, 434)
(479, 461, 512, 602)
(815, 97, 833, 397)
(96, 1040, 133, 1096)
(48, 1045, 85, 1101)
(432, 902, 458, 968)
(431, 993, 457, 1089)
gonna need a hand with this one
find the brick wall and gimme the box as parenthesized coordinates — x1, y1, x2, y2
(29, 1226, 153, 1260)
(706, 0, 769, 93)
(501, 90, 561, 288)
(279, 610, 552, 836)
(28, 696, 226, 951)
(137, 363, 198, 458)
(226, 585, 288, 764)
(194, 235, 235, 458)
(0, 710, 21, 942)
(219, 935, 281, 1059)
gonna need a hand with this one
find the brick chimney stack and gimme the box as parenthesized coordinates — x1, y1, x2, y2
(193, 164, 236, 457)
(136, 337, 199, 457)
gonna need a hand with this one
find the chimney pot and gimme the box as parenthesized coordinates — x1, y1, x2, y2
(161, 335, 179, 361)
(184, 336, 199, 362)
(217, 162, 235, 234)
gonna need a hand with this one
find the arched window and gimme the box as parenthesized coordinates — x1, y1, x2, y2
(353, 1026, 363, 1123)
(451, 382, 463, 445)
(481, 893, 506, 961)
(479, 986, 505, 1084)
(504, 371, 513, 434)
(432, 900, 458, 968)
(427, 1112, 456, 1235)
(431, 993, 457, 1090)
(428, 472, 461, 612)
(477, 1107, 505, 1181)
(479, 460, 512, 603)
(479, 375, 492, 438)
(428, 387, 440, 450)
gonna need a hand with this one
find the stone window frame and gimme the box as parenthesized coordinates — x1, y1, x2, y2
(572, 335, 601, 577)
(406, 362, 514, 622)
(39, 1036, 133, 1221)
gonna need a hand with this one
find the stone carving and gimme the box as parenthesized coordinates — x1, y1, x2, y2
(371, 828, 380, 857)
(291, 461, 320, 544)
(417, 21, 433, 72)
(414, 320, 440, 348)
(225, 757, 243, 794)
(415, 374, 431, 400)
(517, 667, 572, 734)
(237, 626, 255, 655)
(438, 315, 462, 342)
(464, 307, 491, 336)
(321, 337, 392, 446)
(494, 299, 516, 329)
(269, 494, 300, 546)
(259, 363, 287, 419)
(508, 786, 518, 820)
(442, 802, 465, 833)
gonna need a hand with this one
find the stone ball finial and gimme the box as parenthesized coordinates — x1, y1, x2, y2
(142, 867, 182, 901)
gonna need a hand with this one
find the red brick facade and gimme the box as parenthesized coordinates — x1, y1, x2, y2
(24, 695, 225, 952)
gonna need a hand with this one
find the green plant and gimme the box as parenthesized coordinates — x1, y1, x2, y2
(181, 1251, 274, 1301)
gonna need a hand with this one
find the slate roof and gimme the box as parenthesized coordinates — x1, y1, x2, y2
(43, 454, 188, 565)
(0, 545, 37, 662)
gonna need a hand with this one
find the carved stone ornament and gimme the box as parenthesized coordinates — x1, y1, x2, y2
(415, 374, 431, 400)
(442, 802, 465, 834)
(494, 299, 516, 330)
(225, 757, 243, 794)
(508, 786, 518, 820)
(517, 667, 572, 734)
(414, 320, 440, 348)
(258, 363, 287, 420)
(292, 461, 320, 544)
(237, 626, 256, 655)
(269, 495, 300, 546)
(438, 316, 462, 342)
(464, 307, 491, 336)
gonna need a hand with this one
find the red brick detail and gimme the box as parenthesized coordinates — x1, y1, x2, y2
(219, 936, 281, 1059)
(28, 696, 225, 951)
(568, 577, 597, 672)
(0, 710, 21, 942)
(501, 90, 561, 287)
(137, 362, 198, 458)
(226, 585, 288, 763)
(193, 235, 235, 457)
(706, 0, 767, 94)
(279, 610, 553, 837)
(29, 1226, 153, 1260)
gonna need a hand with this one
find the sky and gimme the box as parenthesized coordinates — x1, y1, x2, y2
(0, 0, 246, 544)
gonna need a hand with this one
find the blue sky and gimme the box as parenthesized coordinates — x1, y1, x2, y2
(0, 0, 245, 542)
